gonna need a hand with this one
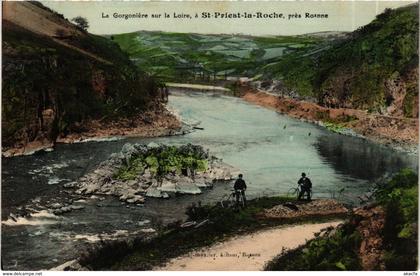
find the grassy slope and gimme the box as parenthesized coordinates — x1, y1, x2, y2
(2, 8, 159, 148)
(264, 169, 418, 271)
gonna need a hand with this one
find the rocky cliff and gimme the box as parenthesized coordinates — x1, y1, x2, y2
(2, 1, 165, 156)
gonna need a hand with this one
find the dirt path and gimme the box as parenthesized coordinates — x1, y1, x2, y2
(159, 221, 342, 271)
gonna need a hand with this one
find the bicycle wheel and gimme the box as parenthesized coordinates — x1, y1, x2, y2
(219, 194, 231, 208)
(221, 193, 235, 208)
(238, 193, 245, 208)
(287, 188, 299, 199)
(229, 194, 237, 208)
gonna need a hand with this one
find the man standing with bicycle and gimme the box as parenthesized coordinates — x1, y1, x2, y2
(234, 174, 247, 207)
(298, 172, 312, 200)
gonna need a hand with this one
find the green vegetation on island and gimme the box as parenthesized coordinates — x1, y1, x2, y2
(115, 144, 209, 181)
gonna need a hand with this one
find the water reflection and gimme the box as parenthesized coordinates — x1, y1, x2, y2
(315, 134, 418, 181)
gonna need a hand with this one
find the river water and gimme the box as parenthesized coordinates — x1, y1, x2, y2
(1, 90, 418, 270)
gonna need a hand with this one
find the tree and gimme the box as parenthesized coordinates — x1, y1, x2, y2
(71, 16, 89, 31)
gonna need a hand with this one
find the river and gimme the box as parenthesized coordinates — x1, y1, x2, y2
(1, 90, 418, 270)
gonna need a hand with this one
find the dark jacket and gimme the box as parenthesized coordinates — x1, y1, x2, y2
(298, 177, 312, 189)
(234, 178, 247, 190)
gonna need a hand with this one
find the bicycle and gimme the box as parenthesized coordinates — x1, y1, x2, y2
(220, 189, 246, 209)
(287, 185, 312, 200)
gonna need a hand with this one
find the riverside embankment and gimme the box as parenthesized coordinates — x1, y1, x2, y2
(241, 86, 418, 153)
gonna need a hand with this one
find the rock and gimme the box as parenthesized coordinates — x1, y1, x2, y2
(121, 143, 138, 165)
(63, 182, 77, 188)
(118, 188, 138, 201)
(60, 206, 72, 212)
(194, 178, 210, 188)
(109, 152, 124, 162)
(70, 205, 85, 210)
(126, 195, 145, 204)
(50, 203, 63, 209)
(175, 181, 202, 194)
(133, 144, 148, 154)
(141, 228, 156, 233)
(147, 142, 160, 149)
(138, 219, 150, 226)
(141, 183, 151, 189)
(127, 180, 142, 190)
(143, 169, 152, 179)
(146, 186, 169, 198)
(54, 205, 83, 215)
(208, 161, 238, 180)
(158, 180, 177, 193)
(76, 183, 99, 195)
(93, 168, 109, 177)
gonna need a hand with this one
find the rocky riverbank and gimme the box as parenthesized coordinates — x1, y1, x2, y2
(2, 105, 183, 158)
(241, 87, 418, 153)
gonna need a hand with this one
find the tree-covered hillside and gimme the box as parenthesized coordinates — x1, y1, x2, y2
(265, 4, 418, 116)
(2, 2, 161, 151)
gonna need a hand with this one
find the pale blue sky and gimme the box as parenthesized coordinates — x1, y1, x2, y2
(44, 1, 416, 36)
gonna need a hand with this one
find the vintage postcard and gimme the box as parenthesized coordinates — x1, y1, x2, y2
(1, 0, 419, 273)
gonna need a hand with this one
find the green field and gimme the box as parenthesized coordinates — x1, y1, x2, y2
(110, 31, 324, 82)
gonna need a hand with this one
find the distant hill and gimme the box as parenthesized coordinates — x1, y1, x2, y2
(111, 31, 325, 82)
(298, 31, 350, 40)
(2, 2, 160, 151)
(265, 4, 419, 117)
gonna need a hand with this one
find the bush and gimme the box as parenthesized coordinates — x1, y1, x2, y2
(376, 169, 418, 270)
(114, 145, 209, 181)
(265, 223, 362, 270)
